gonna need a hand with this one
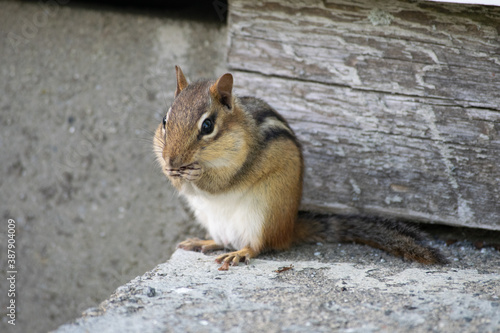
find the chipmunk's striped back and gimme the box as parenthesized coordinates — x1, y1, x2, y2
(239, 97, 301, 150)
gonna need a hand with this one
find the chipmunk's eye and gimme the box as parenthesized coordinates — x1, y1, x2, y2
(162, 115, 167, 128)
(200, 118, 214, 136)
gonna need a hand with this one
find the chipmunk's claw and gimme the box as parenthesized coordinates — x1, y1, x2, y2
(218, 261, 230, 271)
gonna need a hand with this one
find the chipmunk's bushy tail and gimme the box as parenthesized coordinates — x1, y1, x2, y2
(293, 211, 448, 265)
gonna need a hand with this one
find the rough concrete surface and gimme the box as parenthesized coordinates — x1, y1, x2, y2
(55, 242, 500, 333)
(0, 1, 227, 332)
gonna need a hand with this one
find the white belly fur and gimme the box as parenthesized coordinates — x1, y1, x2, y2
(181, 184, 265, 251)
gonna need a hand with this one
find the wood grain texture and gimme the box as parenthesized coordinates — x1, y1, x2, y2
(227, 0, 500, 230)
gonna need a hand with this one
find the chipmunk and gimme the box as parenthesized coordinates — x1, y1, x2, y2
(153, 66, 447, 270)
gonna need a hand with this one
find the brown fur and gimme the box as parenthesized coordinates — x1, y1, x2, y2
(153, 67, 448, 268)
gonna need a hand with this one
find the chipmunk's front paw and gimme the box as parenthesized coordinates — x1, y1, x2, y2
(215, 247, 257, 271)
(180, 162, 202, 181)
(177, 238, 223, 253)
(166, 162, 202, 182)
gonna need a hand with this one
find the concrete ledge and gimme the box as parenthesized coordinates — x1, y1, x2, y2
(54, 245, 500, 332)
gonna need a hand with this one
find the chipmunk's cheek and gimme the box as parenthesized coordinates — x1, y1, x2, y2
(198, 148, 235, 169)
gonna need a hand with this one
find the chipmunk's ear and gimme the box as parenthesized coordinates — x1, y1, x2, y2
(175, 65, 188, 97)
(210, 73, 233, 109)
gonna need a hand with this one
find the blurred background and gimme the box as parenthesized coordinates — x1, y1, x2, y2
(0, 1, 227, 331)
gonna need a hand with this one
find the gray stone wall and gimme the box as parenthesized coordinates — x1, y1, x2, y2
(0, 2, 227, 332)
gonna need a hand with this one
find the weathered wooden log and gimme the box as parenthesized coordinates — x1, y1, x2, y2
(227, 0, 500, 230)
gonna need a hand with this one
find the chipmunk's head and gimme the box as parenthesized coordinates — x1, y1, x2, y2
(154, 66, 249, 188)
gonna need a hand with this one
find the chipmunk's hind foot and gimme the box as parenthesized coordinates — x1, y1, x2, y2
(215, 247, 257, 271)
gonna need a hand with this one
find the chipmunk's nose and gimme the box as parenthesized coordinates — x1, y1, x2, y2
(163, 148, 181, 169)
(165, 155, 184, 170)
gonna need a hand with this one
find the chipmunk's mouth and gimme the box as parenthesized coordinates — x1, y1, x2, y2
(166, 162, 199, 172)
(166, 162, 202, 181)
